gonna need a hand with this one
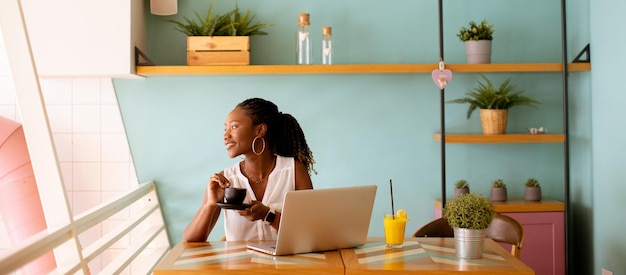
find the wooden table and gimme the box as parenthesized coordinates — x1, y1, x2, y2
(341, 238, 534, 274)
(153, 241, 344, 274)
(154, 238, 534, 274)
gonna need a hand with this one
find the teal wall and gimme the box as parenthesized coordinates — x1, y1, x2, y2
(113, 0, 603, 273)
(590, 0, 626, 274)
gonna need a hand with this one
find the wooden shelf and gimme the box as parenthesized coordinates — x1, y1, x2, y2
(136, 63, 591, 76)
(435, 198, 564, 213)
(433, 133, 565, 143)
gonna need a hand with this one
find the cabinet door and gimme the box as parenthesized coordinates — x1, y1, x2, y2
(21, 0, 145, 77)
(502, 212, 565, 275)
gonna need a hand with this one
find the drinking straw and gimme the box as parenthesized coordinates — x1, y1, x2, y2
(389, 179, 395, 219)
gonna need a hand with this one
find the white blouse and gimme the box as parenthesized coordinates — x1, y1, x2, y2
(222, 155, 295, 241)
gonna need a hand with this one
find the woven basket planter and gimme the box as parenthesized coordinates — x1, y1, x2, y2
(479, 109, 508, 135)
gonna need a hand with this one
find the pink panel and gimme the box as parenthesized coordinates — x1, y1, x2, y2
(503, 212, 565, 275)
(0, 116, 56, 274)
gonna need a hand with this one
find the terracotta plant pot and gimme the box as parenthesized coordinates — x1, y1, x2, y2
(490, 187, 507, 202)
(454, 187, 469, 198)
(524, 186, 542, 201)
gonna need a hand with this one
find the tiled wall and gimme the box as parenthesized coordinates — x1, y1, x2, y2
(0, 35, 138, 273)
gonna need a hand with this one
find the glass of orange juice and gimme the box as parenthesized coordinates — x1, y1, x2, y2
(384, 213, 406, 248)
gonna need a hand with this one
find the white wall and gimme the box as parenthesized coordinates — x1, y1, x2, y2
(0, 31, 138, 274)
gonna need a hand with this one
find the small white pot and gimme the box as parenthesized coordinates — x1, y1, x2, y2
(465, 40, 492, 64)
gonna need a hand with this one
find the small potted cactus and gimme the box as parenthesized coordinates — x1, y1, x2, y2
(524, 178, 542, 201)
(490, 178, 508, 202)
(453, 179, 470, 198)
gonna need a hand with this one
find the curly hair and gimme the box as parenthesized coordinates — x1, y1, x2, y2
(236, 98, 316, 174)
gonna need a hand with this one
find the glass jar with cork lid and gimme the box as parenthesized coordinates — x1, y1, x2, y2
(296, 13, 311, 64)
(322, 26, 333, 64)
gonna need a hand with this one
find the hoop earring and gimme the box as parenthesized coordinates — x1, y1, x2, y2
(252, 136, 266, 156)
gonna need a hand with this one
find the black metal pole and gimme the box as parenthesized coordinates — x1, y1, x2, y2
(559, 0, 570, 273)
(438, 0, 447, 211)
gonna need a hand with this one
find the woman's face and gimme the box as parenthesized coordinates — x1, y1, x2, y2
(223, 107, 258, 158)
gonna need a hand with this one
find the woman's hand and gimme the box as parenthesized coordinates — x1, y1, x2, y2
(206, 173, 230, 205)
(237, 200, 269, 221)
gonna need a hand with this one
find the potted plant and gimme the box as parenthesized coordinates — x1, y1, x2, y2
(443, 193, 495, 258)
(457, 20, 494, 64)
(168, 1, 272, 65)
(490, 178, 508, 202)
(447, 74, 540, 135)
(453, 179, 470, 198)
(524, 178, 542, 201)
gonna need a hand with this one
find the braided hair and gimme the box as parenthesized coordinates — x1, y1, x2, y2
(237, 98, 316, 174)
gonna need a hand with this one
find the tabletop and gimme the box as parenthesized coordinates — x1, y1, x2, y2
(153, 238, 534, 275)
(340, 238, 534, 274)
(152, 241, 344, 275)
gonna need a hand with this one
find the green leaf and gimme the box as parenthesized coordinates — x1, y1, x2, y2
(446, 74, 540, 119)
(167, 0, 272, 37)
(458, 19, 494, 41)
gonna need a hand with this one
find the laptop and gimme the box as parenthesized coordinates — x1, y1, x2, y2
(246, 185, 377, 256)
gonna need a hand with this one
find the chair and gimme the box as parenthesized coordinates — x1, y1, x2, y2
(412, 217, 454, 238)
(485, 213, 524, 258)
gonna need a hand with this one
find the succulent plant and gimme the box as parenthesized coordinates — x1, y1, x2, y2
(525, 178, 540, 187)
(455, 180, 469, 189)
(492, 178, 506, 188)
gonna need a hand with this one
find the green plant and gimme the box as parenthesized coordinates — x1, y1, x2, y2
(168, 1, 272, 36)
(455, 180, 469, 189)
(457, 20, 494, 41)
(447, 74, 540, 119)
(443, 193, 495, 229)
(525, 178, 540, 187)
(492, 179, 506, 188)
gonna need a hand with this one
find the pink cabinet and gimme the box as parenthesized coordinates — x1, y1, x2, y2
(503, 211, 564, 275)
(435, 198, 565, 275)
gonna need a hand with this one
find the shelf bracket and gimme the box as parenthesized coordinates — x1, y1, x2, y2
(572, 44, 590, 63)
(135, 47, 155, 66)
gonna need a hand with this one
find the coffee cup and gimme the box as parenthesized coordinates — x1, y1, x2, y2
(224, 187, 246, 205)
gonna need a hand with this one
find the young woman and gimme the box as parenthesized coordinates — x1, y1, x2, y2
(183, 98, 315, 242)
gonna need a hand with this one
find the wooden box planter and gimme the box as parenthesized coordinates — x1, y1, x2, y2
(187, 36, 250, 66)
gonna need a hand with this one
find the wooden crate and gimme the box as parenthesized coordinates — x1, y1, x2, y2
(187, 36, 250, 65)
